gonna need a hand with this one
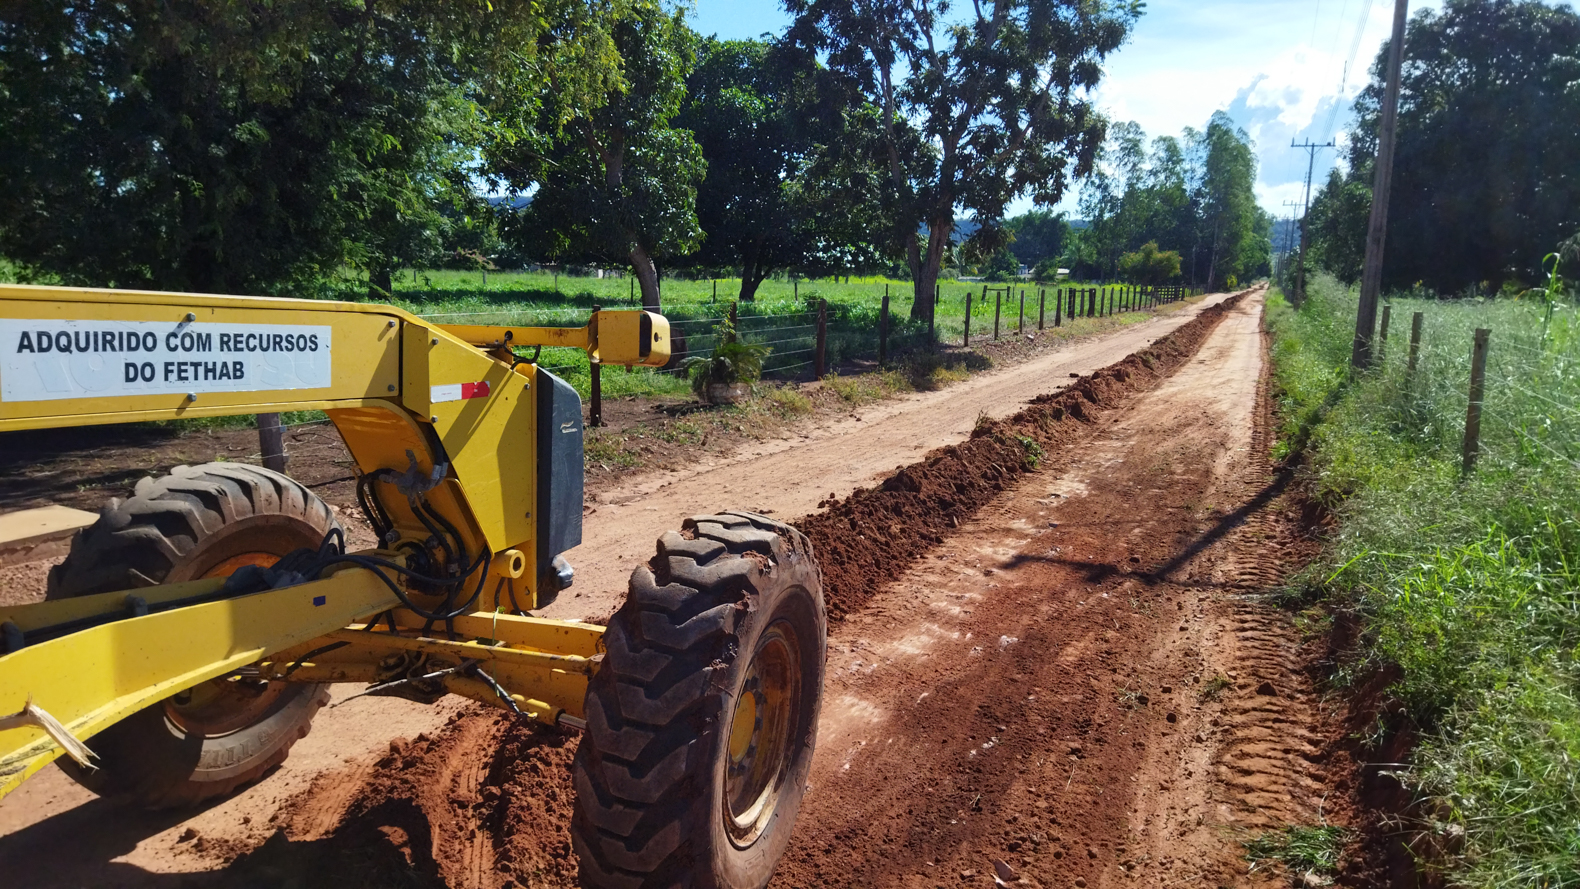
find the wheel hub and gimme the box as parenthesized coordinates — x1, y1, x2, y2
(163, 550, 291, 736)
(723, 620, 802, 847)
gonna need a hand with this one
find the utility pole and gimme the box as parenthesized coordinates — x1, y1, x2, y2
(1291, 139, 1335, 306)
(1279, 200, 1301, 282)
(1354, 0, 1410, 369)
(1281, 201, 1301, 256)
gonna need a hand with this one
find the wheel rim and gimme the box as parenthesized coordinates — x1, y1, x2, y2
(163, 550, 290, 736)
(723, 619, 802, 847)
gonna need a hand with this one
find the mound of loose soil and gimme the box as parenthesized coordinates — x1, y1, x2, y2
(800, 294, 1243, 619)
(214, 709, 579, 889)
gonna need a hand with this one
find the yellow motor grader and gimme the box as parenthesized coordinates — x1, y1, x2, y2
(0, 283, 826, 889)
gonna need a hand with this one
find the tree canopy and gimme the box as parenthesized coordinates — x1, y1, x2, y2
(1118, 241, 1182, 286)
(1004, 209, 1071, 270)
(785, 0, 1141, 319)
(0, 0, 554, 295)
(672, 36, 890, 300)
(485, 1, 703, 310)
(1066, 113, 1268, 288)
(1306, 0, 1580, 293)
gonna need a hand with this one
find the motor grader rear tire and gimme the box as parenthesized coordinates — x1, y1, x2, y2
(573, 511, 826, 889)
(46, 462, 337, 809)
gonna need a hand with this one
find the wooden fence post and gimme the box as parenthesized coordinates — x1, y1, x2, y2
(1407, 311, 1424, 374)
(1054, 287, 1063, 327)
(258, 413, 287, 472)
(728, 299, 738, 331)
(964, 291, 973, 346)
(589, 304, 603, 427)
(1461, 328, 1491, 475)
(1019, 289, 1025, 333)
(879, 288, 890, 366)
(712, 279, 717, 304)
(815, 299, 828, 380)
(994, 289, 1002, 340)
(1038, 288, 1046, 330)
(1378, 304, 1393, 362)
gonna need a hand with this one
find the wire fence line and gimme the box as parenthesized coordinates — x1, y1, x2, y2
(1362, 297, 1580, 479)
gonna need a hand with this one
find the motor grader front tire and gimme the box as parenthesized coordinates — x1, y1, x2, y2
(46, 462, 337, 809)
(573, 511, 826, 889)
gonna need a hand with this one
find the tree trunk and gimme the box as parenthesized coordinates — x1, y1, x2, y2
(629, 245, 661, 311)
(738, 242, 767, 301)
(368, 265, 394, 301)
(905, 231, 928, 321)
(909, 218, 951, 322)
(1206, 220, 1222, 291)
(739, 267, 770, 302)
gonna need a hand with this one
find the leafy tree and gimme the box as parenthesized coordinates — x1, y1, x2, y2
(786, 0, 1141, 321)
(983, 248, 1020, 282)
(1066, 115, 1263, 288)
(1304, 168, 1370, 284)
(1031, 256, 1065, 281)
(0, 0, 549, 295)
(1313, 0, 1580, 292)
(674, 37, 890, 300)
(1118, 241, 1181, 285)
(1191, 112, 1268, 289)
(487, 1, 703, 310)
(1004, 209, 1070, 269)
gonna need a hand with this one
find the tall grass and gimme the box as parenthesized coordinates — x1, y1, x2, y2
(1269, 273, 1580, 887)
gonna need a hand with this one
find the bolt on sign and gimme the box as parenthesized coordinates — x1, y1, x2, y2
(0, 319, 332, 402)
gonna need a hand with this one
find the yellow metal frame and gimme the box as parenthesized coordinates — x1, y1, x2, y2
(0, 283, 668, 801)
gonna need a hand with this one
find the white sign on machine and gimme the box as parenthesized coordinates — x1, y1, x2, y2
(0, 319, 333, 402)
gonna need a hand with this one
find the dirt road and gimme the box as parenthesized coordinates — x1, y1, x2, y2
(774, 288, 1334, 887)
(1, 290, 1338, 887)
(556, 295, 1233, 623)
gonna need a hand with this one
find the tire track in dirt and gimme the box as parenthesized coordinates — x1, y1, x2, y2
(1113, 311, 1337, 887)
(765, 290, 1345, 889)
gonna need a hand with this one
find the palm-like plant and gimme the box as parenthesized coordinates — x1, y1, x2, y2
(681, 319, 771, 400)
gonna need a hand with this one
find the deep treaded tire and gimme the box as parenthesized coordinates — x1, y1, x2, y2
(47, 463, 336, 809)
(573, 511, 826, 889)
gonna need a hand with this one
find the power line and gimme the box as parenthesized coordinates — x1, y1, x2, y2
(1282, 201, 1302, 256)
(1290, 139, 1336, 302)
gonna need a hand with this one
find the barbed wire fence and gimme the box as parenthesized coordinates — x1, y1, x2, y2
(1365, 298, 1580, 486)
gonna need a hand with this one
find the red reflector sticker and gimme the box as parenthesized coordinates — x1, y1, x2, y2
(430, 380, 492, 404)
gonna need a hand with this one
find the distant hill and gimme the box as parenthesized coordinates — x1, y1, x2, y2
(486, 194, 532, 212)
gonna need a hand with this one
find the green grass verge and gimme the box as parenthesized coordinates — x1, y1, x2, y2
(1268, 274, 1580, 888)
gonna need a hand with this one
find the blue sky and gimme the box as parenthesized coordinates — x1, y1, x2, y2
(690, 0, 1445, 219)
